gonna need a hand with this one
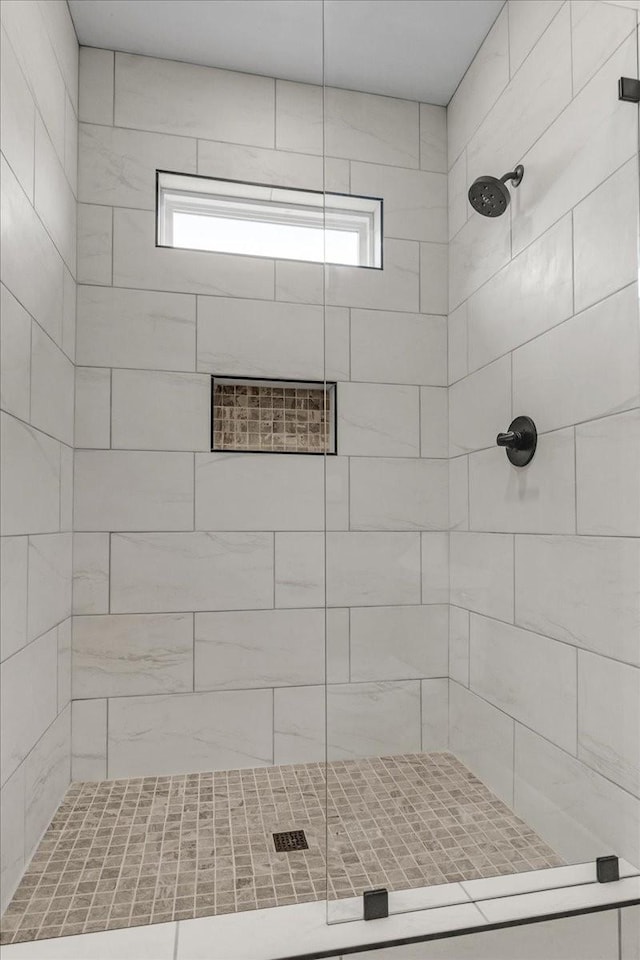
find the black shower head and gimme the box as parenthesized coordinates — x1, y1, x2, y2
(468, 165, 524, 217)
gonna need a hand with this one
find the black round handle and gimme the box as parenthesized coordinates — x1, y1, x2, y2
(497, 416, 537, 466)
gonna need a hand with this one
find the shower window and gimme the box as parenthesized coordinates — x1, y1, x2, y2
(156, 170, 382, 267)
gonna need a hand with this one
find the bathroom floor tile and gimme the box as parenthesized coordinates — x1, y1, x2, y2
(0, 752, 562, 944)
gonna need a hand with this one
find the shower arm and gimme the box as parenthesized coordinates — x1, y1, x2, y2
(500, 165, 524, 187)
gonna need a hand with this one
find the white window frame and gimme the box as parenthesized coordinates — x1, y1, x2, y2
(156, 171, 382, 268)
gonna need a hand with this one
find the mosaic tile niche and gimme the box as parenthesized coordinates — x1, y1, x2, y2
(211, 378, 336, 454)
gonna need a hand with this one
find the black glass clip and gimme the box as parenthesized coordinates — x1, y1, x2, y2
(363, 888, 389, 920)
(618, 77, 640, 103)
(596, 855, 620, 883)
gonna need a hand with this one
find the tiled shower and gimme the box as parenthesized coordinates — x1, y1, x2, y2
(0, 0, 639, 957)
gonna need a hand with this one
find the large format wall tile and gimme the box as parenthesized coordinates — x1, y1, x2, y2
(114, 52, 275, 146)
(73, 614, 194, 698)
(326, 533, 421, 607)
(71, 699, 107, 781)
(350, 163, 447, 242)
(421, 532, 449, 604)
(30, 324, 75, 446)
(0, 284, 31, 421)
(274, 685, 325, 764)
(469, 614, 577, 753)
(578, 650, 640, 797)
(515, 535, 640, 666)
(111, 370, 210, 451)
(449, 210, 511, 311)
(419, 103, 447, 173)
(110, 532, 274, 613)
(0, 765, 25, 914)
(326, 681, 421, 760)
(0, 537, 28, 661)
(508, 0, 564, 75)
(74, 450, 194, 531)
(350, 458, 448, 531)
(571, 0, 637, 94)
(77, 202, 112, 285)
(421, 678, 449, 750)
(449, 356, 511, 456)
(79, 47, 113, 125)
(449, 682, 514, 805)
(274, 533, 324, 609)
(0, 413, 60, 536)
(74, 367, 111, 448)
(350, 605, 448, 681)
(0, 26, 35, 202)
(196, 453, 324, 531)
(76, 286, 197, 371)
(274, 80, 322, 155)
(450, 532, 514, 622)
(72, 533, 109, 615)
(195, 608, 324, 690)
(34, 115, 75, 271)
(27, 533, 72, 641)
(326, 240, 420, 312)
(449, 606, 470, 687)
(350, 310, 446, 386)
(107, 689, 274, 777)
(324, 87, 419, 167)
(576, 409, 640, 537)
(338, 383, 420, 457)
(23, 707, 70, 855)
(420, 387, 448, 458)
(514, 724, 640, 867)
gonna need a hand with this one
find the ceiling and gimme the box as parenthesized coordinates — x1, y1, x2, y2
(68, 0, 505, 105)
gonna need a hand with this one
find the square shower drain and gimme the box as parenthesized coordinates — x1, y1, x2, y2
(273, 830, 309, 852)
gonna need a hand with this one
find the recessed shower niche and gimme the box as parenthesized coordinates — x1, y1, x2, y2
(211, 377, 337, 454)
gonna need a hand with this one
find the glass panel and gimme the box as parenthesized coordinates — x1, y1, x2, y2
(323, 0, 640, 929)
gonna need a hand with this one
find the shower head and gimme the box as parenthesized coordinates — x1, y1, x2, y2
(468, 165, 524, 217)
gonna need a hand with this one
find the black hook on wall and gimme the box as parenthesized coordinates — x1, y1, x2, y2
(496, 416, 537, 467)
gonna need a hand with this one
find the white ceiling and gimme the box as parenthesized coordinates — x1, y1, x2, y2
(68, 0, 505, 105)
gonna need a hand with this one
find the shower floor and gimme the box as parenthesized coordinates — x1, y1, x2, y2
(0, 752, 563, 945)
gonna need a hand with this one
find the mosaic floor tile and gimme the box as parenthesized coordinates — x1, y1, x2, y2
(0, 752, 563, 944)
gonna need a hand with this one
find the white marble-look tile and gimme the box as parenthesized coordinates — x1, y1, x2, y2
(326, 532, 421, 607)
(350, 457, 447, 532)
(420, 102, 447, 173)
(38, 0, 78, 112)
(74, 450, 194, 532)
(421, 532, 449, 604)
(110, 532, 274, 613)
(195, 608, 324, 691)
(196, 296, 324, 380)
(467, 5, 572, 185)
(77, 202, 112, 285)
(326, 239, 420, 313)
(57, 618, 71, 709)
(196, 453, 323, 531)
(0, 25, 35, 203)
(27, 533, 72, 641)
(59, 443, 73, 534)
(421, 678, 449, 750)
(461, 858, 639, 902)
(1, 157, 63, 342)
(72, 533, 109, 615)
(24, 706, 70, 854)
(64, 94, 77, 197)
(448, 7, 509, 165)
(115, 52, 274, 146)
(71, 698, 107, 781)
(448, 151, 468, 241)
(0, 536, 28, 661)
(573, 159, 638, 313)
(0, 413, 60, 536)
(449, 681, 515, 805)
(449, 606, 470, 687)
(113, 208, 274, 298)
(338, 383, 420, 457)
(514, 724, 640, 866)
(326, 455, 349, 531)
(274, 533, 324, 608)
(327, 680, 421, 760)
(0, 284, 31, 421)
(350, 310, 447, 386)
(470, 613, 577, 753)
(572, 0, 637, 93)
(512, 34, 637, 255)
(34, 114, 75, 270)
(467, 215, 573, 373)
(420, 241, 449, 315)
(350, 605, 448, 681)
(79, 47, 113, 125)
(274, 80, 322, 154)
(108, 688, 273, 777)
(450, 532, 514, 622)
(420, 387, 448, 458)
(621, 905, 640, 960)
(79, 123, 196, 209)
(111, 369, 210, 451)
(73, 613, 193, 698)
(74, 366, 110, 448)
(508, 0, 565, 75)
(197, 138, 324, 191)
(578, 650, 640, 796)
(76, 285, 196, 371)
(449, 355, 511, 456)
(326, 608, 350, 683)
(324, 306, 351, 382)
(449, 455, 469, 531)
(274, 259, 323, 305)
(576, 409, 640, 537)
(515, 534, 640, 666)
(351, 163, 447, 243)
(324, 87, 419, 167)
(273, 684, 325, 764)
(469, 427, 576, 534)
(0, 762, 24, 913)
(0, 628, 58, 784)
(30, 323, 74, 446)
(0, 922, 177, 960)
(479, 876, 640, 925)
(449, 208, 511, 311)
